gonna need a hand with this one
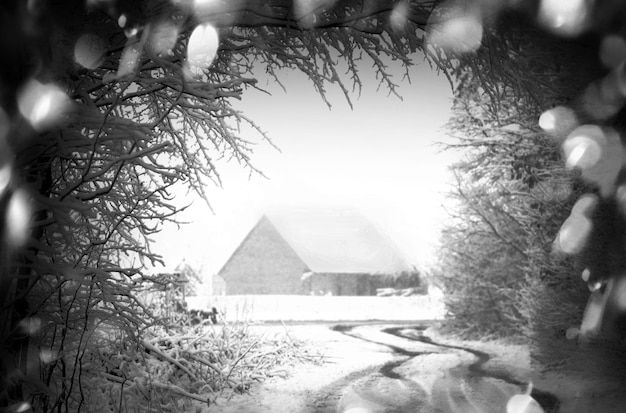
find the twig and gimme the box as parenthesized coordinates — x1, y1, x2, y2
(224, 330, 266, 384)
(142, 339, 196, 379)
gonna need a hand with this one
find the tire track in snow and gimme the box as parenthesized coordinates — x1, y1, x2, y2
(323, 323, 560, 413)
(384, 326, 560, 413)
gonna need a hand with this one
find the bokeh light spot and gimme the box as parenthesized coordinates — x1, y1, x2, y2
(118, 13, 127, 28)
(580, 288, 604, 339)
(506, 391, 543, 413)
(600, 35, 626, 69)
(6, 189, 31, 247)
(187, 23, 219, 76)
(14, 402, 31, 413)
(538, 0, 589, 37)
(148, 22, 179, 56)
(581, 268, 590, 282)
(566, 139, 600, 169)
(74, 33, 107, 70)
(589, 281, 603, 292)
(538, 106, 578, 139)
(427, 9, 483, 55)
(556, 213, 592, 255)
(117, 42, 142, 79)
(538, 110, 556, 131)
(18, 80, 69, 131)
(390, 2, 410, 32)
(563, 135, 603, 170)
(563, 127, 623, 196)
(565, 326, 579, 340)
(40, 348, 57, 364)
(571, 194, 598, 217)
(124, 26, 139, 38)
(18, 317, 41, 336)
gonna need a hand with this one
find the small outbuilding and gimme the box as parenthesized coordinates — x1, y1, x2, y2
(216, 209, 410, 295)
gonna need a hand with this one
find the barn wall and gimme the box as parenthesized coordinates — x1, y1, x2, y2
(219, 217, 308, 295)
(306, 273, 378, 296)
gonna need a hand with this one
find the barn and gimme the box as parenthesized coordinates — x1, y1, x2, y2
(216, 209, 410, 295)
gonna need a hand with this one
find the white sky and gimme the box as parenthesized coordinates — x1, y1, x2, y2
(150, 55, 459, 276)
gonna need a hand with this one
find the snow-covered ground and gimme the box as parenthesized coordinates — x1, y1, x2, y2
(186, 293, 445, 322)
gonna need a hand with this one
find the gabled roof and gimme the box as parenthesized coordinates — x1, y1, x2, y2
(221, 208, 409, 275)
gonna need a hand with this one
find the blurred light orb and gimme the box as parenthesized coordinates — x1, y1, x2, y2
(18, 317, 41, 336)
(390, 2, 410, 32)
(580, 288, 603, 340)
(563, 125, 605, 155)
(74, 33, 107, 70)
(582, 268, 590, 282)
(187, 23, 219, 76)
(571, 194, 598, 217)
(6, 189, 31, 246)
(14, 402, 31, 413)
(538, 106, 578, 138)
(148, 22, 179, 56)
(589, 281, 603, 292)
(538, 0, 589, 37)
(117, 42, 142, 79)
(563, 127, 623, 196)
(40, 348, 56, 364)
(538, 110, 556, 131)
(506, 390, 544, 413)
(124, 26, 140, 38)
(565, 326, 579, 340)
(563, 134, 603, 170)
(428, 13, 483, 54)
(118, 13, 127, 28)
(556, 213, 592, 255)
(18, 80, 69, 131)
(600, 35, 626, 69)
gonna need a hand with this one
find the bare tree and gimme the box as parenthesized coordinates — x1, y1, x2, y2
(0, 0, 448, 410)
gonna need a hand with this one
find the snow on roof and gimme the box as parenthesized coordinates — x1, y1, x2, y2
(264, 208, 409, 275)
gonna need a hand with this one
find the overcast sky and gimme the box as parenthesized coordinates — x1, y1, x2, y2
(150, 55, 459, 277)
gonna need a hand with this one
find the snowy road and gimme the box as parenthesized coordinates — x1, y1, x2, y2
(202, 322, 561, 413)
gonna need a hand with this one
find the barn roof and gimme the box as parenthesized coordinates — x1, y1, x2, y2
(222, 208, 409, 275)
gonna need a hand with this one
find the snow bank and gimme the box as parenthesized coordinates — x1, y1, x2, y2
(186, 294, 445, 322)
